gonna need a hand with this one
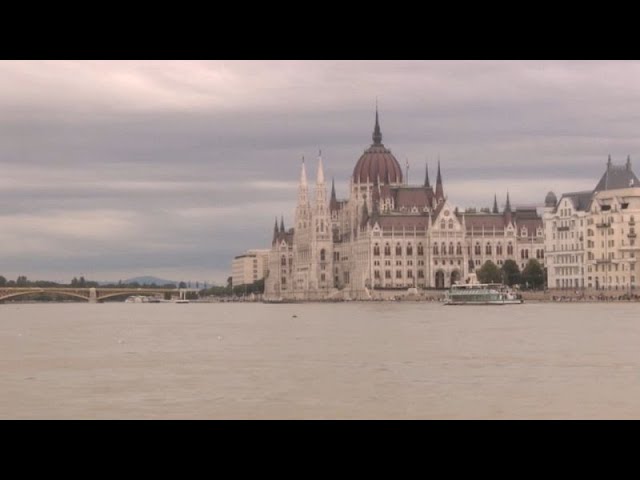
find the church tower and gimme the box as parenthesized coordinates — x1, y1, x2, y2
(311, 151, 333, 292)
(293, 158, 313, 296)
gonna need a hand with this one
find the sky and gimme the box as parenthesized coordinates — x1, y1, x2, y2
(2, 60, 640, 284)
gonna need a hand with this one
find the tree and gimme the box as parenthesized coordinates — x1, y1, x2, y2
(178, 281, 187, 289)
(227, 276, 233, 289)
(501, 259, 521, 286)
(0, 275, 6, 286)
(522, 259, 545, 289)
(476, 260, 502, 284)
(16, 275, 29, 287)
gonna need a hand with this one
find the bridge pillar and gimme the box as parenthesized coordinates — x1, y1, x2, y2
(89, 287, 97, 303)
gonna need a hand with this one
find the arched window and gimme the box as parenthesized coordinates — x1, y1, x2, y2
(417, 243, 424, 255)
(485, 243, 492, 255)
(507, 243, 513, 255)
(448, 220, 453, 229)
(433, 244, 439, 255)
(441, 242, 446, 256)
(448, 242, 454, 255)
(320, 249, 326, 261)
(496, 244, 503, 255)
(395, 243, 402, 256)
(475, 243, 481, 255)
(281, 256, 287, 266)
(441, 220, 446, 229)
(456, 243, 462, 255)
(407, 244, 413, 256)
(374, 244, 380, 256)
(384, 243, 391, 256)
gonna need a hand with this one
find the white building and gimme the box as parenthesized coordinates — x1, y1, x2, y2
(544, 156, 640, 291)
(264, 110, 544, 300)
(231, 249, 270, 287)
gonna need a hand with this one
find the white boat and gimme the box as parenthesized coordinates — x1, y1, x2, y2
(444, 283, 523, 305)
(125, 295, 148, 303)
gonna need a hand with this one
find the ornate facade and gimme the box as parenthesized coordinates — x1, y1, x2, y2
(543, 156, 640, 290)
(264, 111, 544, 300)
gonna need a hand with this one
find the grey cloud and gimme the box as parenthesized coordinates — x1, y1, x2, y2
(1, 60, 639, 282)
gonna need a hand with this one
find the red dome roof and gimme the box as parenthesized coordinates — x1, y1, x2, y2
(352, 108, 403, 184)
(352, 144, 403, 184)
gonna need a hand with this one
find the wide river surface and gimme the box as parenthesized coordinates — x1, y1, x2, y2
(2, 301, 640, 419)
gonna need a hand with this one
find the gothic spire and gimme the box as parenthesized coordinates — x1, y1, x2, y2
(272, 217, 278, 243)
(316, 150, 325, 184)
(280, 215, 285, 233)
(627, 155, 632, 171)
(300, 156, 308, 186)
(492, 194, 498, 213)
(372, 104, 382, 145)
(435, 159, 444, 201)
(330, 177, 339, 213)
(505, 191, 512, 212)
(424, 161, 430, 188)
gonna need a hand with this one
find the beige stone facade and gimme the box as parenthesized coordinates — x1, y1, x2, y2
(263, 112, 544, 301)
(543, 156, 640, 291)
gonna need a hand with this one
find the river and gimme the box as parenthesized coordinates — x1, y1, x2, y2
(2, 302, 639, 419)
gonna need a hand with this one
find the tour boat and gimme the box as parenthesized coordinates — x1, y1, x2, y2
(444, 283, 523, 305)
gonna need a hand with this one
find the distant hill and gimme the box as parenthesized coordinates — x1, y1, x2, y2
(122, 276, 177, 286)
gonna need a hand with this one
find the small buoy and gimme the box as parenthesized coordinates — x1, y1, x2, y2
(292, 315, 297, 318)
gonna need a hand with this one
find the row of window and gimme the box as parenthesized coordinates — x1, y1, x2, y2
(375, 270, 425, 279)
(373, 244, 425, 256)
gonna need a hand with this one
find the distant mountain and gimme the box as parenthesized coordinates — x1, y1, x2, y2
(122, 276, 177, 286)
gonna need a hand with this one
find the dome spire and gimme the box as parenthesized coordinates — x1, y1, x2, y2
(372, 102, 382, 145)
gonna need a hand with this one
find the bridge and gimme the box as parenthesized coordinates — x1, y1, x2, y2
(0, 287, 193, 303)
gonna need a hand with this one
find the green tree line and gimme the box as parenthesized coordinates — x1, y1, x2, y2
(475, 259, 545, 289)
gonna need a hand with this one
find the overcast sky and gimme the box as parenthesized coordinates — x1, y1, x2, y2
(1, 60, 639, 283)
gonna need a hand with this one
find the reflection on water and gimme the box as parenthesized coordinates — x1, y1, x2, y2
(1, 302, 640, 419)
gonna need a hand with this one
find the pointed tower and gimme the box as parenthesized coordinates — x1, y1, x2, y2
(280, 216, 285, 233)
(504, 191, 513, 225)
(372, 104, 382, 145)
(295, 157, 311, 230)
(330, 177, 338, 212)
(314, 150, 330, 239)
(492, 194, 498, 214)
(435, 160, 444, 202)
(272, 217, 279, 244)
(424, 162, 430, 188)
(627, 155, 632, 171)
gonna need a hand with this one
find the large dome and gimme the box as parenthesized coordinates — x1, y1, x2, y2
(352, 110, 403, 184)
